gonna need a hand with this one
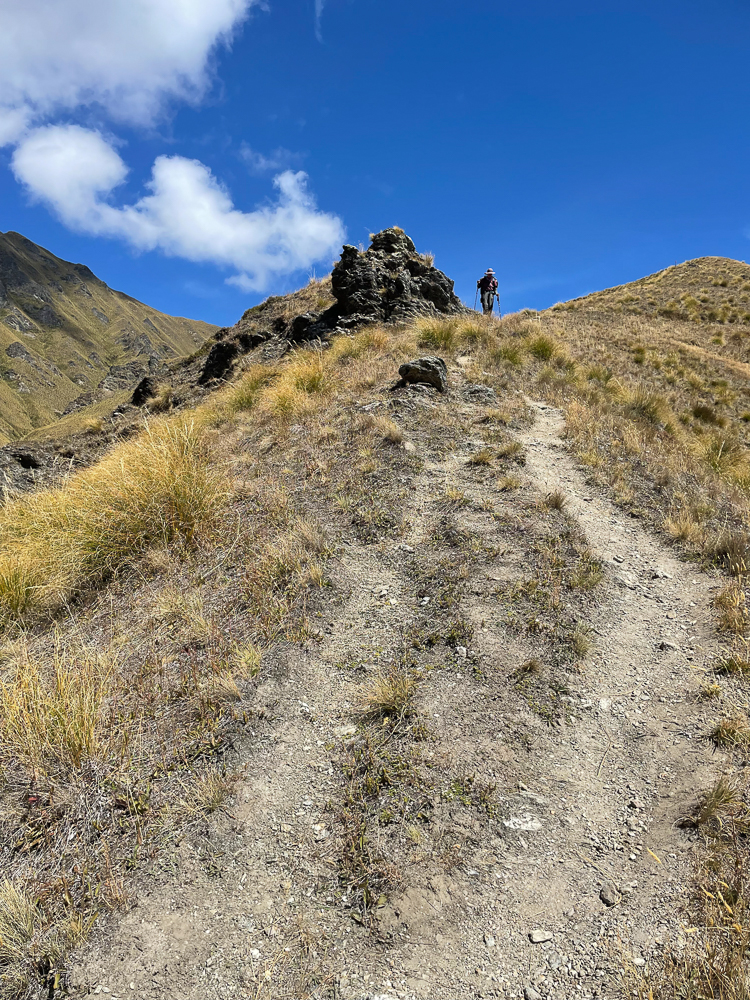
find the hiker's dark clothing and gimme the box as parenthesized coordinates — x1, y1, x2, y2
(477, 274, 498, 315)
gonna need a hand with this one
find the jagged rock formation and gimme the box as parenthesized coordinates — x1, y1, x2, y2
(198, 228, 465, 384)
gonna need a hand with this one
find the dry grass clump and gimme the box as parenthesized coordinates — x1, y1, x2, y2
(709, 530, 750, 575)
(526, 333, 559, 361)
(0, 418, 228, 626)
(358, 666, 417, 720)
(710, 715, 750, 747)
(714, 581, 749, 635)
(218, 363, 279, 416)
(468, 447, 494, 466)
(0, 646, 117, 775)
(698, 433, 748, 478)
(545, 489, 566, 510)
(0, 881, 56, 1000)
(360, 412, 404, 444)
(622, 386, 674, 428)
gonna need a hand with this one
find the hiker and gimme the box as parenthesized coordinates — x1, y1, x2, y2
(477, 269, 498, 315)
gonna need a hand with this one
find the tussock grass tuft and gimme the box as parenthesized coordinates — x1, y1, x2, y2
(710, 715, 750, 747)
(545, 489, 566, 510)
(358, 666, 417, 720)
(496, 474, 521, 491)
(360, 412, 404, 444)
(0, 418, 228, 623)
(468, 448, 494, 466)
(698, 433, 748, 477)
(709, 530, 750, 575)
(526, 334, 559, 361)
(715, 654, 750, 677)
(714, 581, 749, 635)
(695, 776, 744, 829)
(0, 647, 116, 774)
(623, 386, 673, 428)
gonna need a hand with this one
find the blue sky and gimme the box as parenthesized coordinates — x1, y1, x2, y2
(1, 0, 749, 326)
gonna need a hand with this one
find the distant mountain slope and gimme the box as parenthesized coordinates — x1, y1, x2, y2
(0, 231, 217, 442)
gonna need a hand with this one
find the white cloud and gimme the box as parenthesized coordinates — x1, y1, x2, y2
(0, 0, 255, 142)
(315, 0, 326, 41)
(12, 125, 345, 292)
(1, 0, 346, 290)
(239, 143, 303, 175)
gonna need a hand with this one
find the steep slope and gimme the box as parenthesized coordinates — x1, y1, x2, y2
(0, 231, 216, 441)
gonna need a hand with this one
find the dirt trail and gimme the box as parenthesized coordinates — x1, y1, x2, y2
(73, 388, 725, 1000)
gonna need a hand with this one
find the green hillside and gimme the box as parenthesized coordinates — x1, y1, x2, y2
(0, 232, 217, 442)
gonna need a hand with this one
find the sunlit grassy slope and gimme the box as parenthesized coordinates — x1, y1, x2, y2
(0, 231, 217, 442)
(2, 257, 750, 995)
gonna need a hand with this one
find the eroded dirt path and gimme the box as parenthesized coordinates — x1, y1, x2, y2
(73, 388, 724, 1000)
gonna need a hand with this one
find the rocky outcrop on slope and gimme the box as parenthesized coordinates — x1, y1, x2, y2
(198, 228, 465, 383)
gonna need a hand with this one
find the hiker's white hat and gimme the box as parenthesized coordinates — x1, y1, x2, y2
(486, 268, 495, 273)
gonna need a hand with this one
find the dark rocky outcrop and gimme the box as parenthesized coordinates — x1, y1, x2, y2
(212, 227, 466, 364)
(330, 228, 464, 326)
(198, 329, 268, 384)
(131, 376, 159, 406)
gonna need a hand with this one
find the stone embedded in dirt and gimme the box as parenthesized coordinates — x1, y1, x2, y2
(600, 883, 620, 907)
(504, 813, 543, 832)
(484, 932, 496, 948)
(456, 645, 467, 658)
(524, 987, 543, 1000)
(396, 356, 448, 392)
(529, 929, 553, 944)
(598, 697, 612, 712)
(616, 570, 638, 589)
(659, 640, 679, 652)
(653, 566, 673, 579)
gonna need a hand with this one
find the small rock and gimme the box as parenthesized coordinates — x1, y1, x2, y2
(456, 645, 468, 659)
(250, 949, 261, 960)
(598, 698, 612, 712)
(652, 567, 673, 579)
(524, 987, 543, 1000)
(659, 640, 679, 652)
(403, 441, 417, 454)
(504, 814, 543, 832)
(529, 929, 553, 944)
(484, 932, 496, 948)
(397, 356, 448, 392)
(600, 883, 620, 907)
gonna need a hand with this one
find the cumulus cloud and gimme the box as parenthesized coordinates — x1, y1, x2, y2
(1, 0, 346, 290)
(0, 0, 254, 142)
(12, 125, 345, 292)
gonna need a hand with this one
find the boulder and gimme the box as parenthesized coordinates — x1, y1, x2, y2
(131, 376, 159, 406)
(198, 329, 267, 383)
(396, 356, 448, 392)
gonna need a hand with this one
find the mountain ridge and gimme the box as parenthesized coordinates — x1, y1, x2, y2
(0, 231, 217, 442)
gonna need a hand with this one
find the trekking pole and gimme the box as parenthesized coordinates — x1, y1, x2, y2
(474, 288, 479, 311)
(496, 292, 501, 318)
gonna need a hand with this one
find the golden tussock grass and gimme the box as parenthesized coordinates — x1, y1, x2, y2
(0, 417, 229, 624)
(358, 665, 417, 720)
(0, 646, 118, 775)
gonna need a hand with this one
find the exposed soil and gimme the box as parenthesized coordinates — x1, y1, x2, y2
(70, 377, 726, 1000)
